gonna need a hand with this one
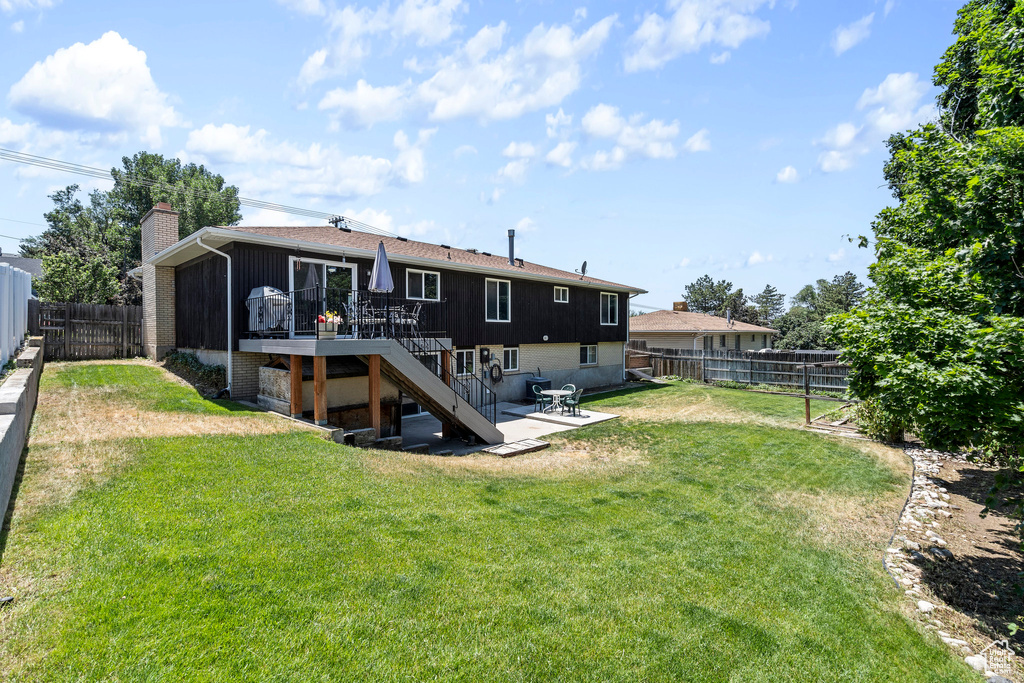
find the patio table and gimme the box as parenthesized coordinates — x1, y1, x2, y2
(540, 389, 572, 413)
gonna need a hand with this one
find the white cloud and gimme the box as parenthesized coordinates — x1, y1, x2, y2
(318, 79, 410, 128)
(418, 15, 615, 121)
(10, 19, 23, 31)
(297, 0, 466, 87)
(828, 248, 845, 262)
(581, 146, 627, 171)
(480, 187, 504, 203)
(496, 158, 530, 183)
(581, 103, 624, 138)
(747, 251, 772, 266)
(545, 141, 576, 168)
(393, 127, 436, 183)
(546, 107, 572, 137)
(883, 0, 896, 17)
(710, 51, 731, 64)
(678, 257, 691, 268)
(344, 207, 395, 232)
(276, 0, 325, 16)
(775, 165, 799, 183)
(392, 0, 465, 46)
(7, 31, 183, 146)
(453, 144, 477, 157)
(514, 216, 536, 232)
(816, 72, 934, 173)
(239, 207, 316, 227)
(0, 117, 33, 145)
(1, 0, 58, 13)
(683, 128, 711, 152)
(625, 0, 773, 72)
(831, 13, 873, 56)
(857, 71, 932, 136)
(502, 141, 537, 158)
(184, 123, 433, 198)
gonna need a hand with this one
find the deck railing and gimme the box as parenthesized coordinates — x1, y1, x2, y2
(245, 288, 442, 340)
(245, 287, 497, 425)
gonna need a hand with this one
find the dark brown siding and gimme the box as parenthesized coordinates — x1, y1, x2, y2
(176, 253, 227, 350)
(175, 241, 631, 350)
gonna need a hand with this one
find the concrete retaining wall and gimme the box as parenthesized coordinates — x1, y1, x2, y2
(0, 340, 43, 521)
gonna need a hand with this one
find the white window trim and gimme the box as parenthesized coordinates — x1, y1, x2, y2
(600, 292, 619, 326)
(485, 278, 512, 323)
(580, 344, 598, 366)
(503, 347, 519, 372)
(455, 349, 475, 377)
(406, 268, 441, 301)
(554, 286, 569, 303)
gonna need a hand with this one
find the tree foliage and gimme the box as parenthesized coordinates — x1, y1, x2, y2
(831, 0, 1024, 463)
(22, 153, 241, 305)
(774, 272, 865, 350)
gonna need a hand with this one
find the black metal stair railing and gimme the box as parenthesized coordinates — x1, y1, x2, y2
(394, 334, 497, 426)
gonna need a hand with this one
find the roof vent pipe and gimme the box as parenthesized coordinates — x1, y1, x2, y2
(508, 228, 515, 266)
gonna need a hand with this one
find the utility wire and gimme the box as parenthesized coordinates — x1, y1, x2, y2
(0, 217, 47, 228)
(0, 148, 399, 238)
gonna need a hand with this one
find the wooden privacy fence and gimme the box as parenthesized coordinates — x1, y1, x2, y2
(629, 342, 850, 392)
(37, 303, 142, 361)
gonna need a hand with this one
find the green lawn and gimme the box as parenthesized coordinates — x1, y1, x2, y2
(0, 364, 975, 681)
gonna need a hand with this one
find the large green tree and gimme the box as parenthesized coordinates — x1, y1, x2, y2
(774, 272, 865, 350)
(831, 0, 1024, 458)
(22, 152, 241, 305)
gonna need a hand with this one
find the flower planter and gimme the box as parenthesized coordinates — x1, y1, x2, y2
(317, 323, 337, 340)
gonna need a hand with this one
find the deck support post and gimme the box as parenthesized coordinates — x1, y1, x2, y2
(368, 354, 381, 438)
(290, 354, 303, 418)
(314, 355, 327, 426)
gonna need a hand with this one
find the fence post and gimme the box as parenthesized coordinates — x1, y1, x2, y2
(64, 302, 71, 360)
(803, 364, 811, 425)
(121, 306, 129, 358)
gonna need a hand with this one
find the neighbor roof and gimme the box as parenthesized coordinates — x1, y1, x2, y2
(0, 255, 42, 278)
(213, 225, 645, 293)
(629, 309, 777, 334)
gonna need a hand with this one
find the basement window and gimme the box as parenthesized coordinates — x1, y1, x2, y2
(455, 349, 475, 377)
(580, 344, 597, 366)
(503, 348, 519, 372)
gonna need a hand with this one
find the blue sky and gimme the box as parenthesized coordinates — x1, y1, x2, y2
(0, 0, 963, 309)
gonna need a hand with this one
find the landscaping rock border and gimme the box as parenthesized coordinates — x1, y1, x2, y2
(885, 446, 1017, 681)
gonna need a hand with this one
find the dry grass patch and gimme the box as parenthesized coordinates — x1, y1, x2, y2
(360, 441, 649, 480)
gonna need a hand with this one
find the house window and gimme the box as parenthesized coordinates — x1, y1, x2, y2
(600, 292, 618, 325)
(734, 335, 740, 351)
(503, 348, 519, 372)
(485, 279, 511, 322)
(720, 334, 726, 347)
(580, 344, 597, 365)
(455, 349, 475, 377)
(554, 286, 569, 303)
(407, 269, 440, 301)
(761, 334, 767, 349)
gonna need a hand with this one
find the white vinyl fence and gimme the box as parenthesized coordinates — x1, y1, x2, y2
(0, 262, 32, 365)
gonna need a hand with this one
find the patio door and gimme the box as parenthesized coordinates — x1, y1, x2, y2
(289, 257, 357, 338)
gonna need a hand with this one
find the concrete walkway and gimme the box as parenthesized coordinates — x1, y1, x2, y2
(400, 401, 616, 456)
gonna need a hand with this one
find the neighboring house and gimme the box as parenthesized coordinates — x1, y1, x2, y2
(139, 203, 645, 445)
(0, 251, 43, 280)
(630, 302, 776, 352)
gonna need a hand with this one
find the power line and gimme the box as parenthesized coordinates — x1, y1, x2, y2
(0, 148, 399, 238)
(0, 216, 47, 228)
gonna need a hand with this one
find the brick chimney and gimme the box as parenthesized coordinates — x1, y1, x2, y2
(673, 301, 689, 312)
(141, 203, 179, 359)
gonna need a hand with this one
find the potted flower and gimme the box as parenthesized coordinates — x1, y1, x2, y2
(317, 313, 338, 340)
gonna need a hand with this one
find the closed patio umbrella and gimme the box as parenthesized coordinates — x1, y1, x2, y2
(368, 241, 394, 292)
(368, 241, 395, 337)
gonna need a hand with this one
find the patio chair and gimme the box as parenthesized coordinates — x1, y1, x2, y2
(561, 384, 576, 393)
(533, 385, 553, 413)
(560, 388, 584, 417)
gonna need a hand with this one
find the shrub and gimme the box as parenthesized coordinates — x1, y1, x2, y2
(163, 351, 226, 392)
(852, 399, 908, 443)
